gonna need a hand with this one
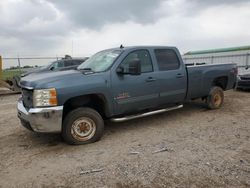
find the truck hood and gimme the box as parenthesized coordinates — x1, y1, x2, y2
(21, 67, 48, 77)
(20, 70, 90, 89)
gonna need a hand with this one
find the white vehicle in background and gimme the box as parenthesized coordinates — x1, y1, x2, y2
(237, 67, 250, 90)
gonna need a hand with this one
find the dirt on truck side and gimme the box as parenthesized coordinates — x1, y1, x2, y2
(0, 90, 249, 188)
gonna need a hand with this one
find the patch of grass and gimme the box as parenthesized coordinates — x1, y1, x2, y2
(0, 69, 23, 80)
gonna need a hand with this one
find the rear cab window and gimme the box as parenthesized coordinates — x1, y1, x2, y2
(64, 60, 83, 67)
(72, 60, 83, 66)
(63, 61, 72, 67)
(154, 49, 180, 71)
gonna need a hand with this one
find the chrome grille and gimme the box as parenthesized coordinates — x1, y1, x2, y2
(240, 76, 250, 81)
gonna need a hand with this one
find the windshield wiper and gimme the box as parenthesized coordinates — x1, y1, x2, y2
(78, 67, 95, 74)
(80, 68, 92, 70)
(80, 68, 92, 71)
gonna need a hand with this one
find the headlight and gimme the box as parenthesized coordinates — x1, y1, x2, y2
(33, 88, 57, 107)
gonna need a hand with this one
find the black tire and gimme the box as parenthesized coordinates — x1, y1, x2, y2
(206, 86, 224, 109)
(62, 107, 104, 145)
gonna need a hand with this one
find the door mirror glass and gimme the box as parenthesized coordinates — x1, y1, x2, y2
(116, 66, 124, 74)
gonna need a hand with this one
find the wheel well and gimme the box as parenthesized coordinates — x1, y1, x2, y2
(63, 94, 108, 120)
(212, 76, 228, 90)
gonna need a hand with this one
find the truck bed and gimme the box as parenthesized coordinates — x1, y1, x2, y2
(186, 63, 237, 100)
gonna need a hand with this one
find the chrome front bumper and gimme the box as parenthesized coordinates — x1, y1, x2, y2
(17, 99, 63, 133)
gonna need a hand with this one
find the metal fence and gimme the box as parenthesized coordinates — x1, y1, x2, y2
(0, 56, 63, 80)
(183, 53, 250, 68)
(2, 56, 62, 68)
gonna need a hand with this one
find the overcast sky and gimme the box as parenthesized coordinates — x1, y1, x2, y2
(1, 0, 250, 60)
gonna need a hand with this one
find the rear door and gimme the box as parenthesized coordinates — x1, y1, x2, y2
(111, 49, 159, 115)
(153, 48, 187, 104)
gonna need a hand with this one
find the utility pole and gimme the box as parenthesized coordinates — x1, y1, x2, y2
(17, 55, 21, 72)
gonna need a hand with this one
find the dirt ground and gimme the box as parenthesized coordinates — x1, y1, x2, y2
(0, 90, 249, 188)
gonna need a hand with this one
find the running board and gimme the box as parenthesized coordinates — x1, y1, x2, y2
(111, 104, 183, 122)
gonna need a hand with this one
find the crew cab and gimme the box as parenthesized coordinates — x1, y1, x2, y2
(17, 46, 237, 145)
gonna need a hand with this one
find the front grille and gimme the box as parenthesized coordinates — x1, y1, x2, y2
(22, 89, 33, 108)
(240, 76, 250, 81)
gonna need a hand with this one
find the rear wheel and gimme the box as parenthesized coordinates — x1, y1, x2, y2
(206, 86, 224, 109)
(62, 107, 104, 145)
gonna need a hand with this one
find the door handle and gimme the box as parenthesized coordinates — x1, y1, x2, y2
(176, 73, 184, 78)
(146, 77, 157, 82)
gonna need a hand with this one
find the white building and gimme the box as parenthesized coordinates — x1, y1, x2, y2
(183, 46, 250, 74)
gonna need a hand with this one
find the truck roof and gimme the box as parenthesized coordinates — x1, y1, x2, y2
(107, 45, 178, 51)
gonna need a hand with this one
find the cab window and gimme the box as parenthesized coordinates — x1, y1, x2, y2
(154, 49, 180, 71)
(121, 50, 153, 73)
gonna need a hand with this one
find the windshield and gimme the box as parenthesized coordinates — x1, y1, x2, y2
(78, 50, 122, 72)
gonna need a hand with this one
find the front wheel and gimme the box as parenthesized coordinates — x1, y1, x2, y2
(206, 86, 224, 109)
(62, 107, 104, 145)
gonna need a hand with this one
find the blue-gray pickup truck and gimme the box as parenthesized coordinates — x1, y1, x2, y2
(18, 46, 237, 144)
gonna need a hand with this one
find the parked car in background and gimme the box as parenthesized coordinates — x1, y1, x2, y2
(21, 57, 88, 77)
(237, 67, 250, 90)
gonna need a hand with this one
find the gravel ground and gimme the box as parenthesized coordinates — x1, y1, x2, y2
(0, 90, 249, 188)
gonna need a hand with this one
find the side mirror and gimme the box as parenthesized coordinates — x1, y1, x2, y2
(117, 59, 141, 75)
(50, 66, 55, 71)
(116, 67, 124, 74)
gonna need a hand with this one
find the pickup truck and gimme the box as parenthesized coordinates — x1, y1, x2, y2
(17, 46, 237, 145)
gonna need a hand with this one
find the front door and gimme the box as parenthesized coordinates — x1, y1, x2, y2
(111, 49, 159, 115)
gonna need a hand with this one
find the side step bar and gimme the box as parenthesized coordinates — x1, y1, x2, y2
(111, 104, 183, 122)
